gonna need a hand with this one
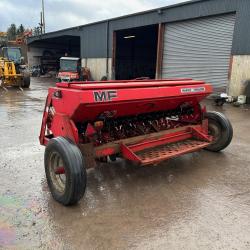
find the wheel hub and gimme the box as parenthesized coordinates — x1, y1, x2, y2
(208, 121, 221, 144)
(49, 152, 66, 193)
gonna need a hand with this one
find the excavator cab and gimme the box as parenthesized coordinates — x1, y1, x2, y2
(1, 47, 23, 64)
(0, 47, 30, 89)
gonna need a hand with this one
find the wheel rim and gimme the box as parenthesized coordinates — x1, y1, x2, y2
(48, 152, 66, 194)
(208, 120, 221, 145)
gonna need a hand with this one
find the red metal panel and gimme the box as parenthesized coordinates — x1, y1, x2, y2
(190, 126, 212, 142)
(56, 79, 206, 90)
(121, 144, 141, 164)
(39, 93, 52, 145)
(95, 147, 117, 158)
(56, 78, 194, 88)
(50, 113, 79, 143)
(49, 83, 212, 122)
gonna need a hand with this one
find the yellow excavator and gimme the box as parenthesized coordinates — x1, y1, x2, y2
(0, 47, 30, 89)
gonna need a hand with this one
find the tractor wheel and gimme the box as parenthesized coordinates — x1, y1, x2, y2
(22, 76, 30, 88)
(44, 137, 86, 206)
(205, 111, 233, 152)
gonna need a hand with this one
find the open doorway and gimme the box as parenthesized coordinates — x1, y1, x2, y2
(28, 35, 80, 72)
(115, 25, 158, 80)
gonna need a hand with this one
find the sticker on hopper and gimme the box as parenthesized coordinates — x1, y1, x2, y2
(181, 87, 206, 93)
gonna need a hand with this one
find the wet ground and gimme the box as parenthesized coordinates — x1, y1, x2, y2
(0, 78, 250, 250)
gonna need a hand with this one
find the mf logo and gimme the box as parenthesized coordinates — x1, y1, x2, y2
(93, 90, 118, 102)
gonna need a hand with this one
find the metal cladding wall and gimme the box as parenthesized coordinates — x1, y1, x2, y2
(80, 22, 108, 58)
(162, 14, 236, 92)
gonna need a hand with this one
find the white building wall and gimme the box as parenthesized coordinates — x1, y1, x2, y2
(82, 58, 112, 81)
(27, 47, 44, 67)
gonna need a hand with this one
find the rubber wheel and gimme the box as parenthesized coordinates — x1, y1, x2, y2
(215, 99, 225, 106)
(205, 111, 233, 152)
(100, 76, 108, 81)
(109, 154, 117, 162)
(22, 76, 30, 88)
(44, 137, 86, 206)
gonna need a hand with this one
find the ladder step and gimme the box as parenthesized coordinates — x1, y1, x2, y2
(121, 139, 210, 166)
(137, 139, 210, 165)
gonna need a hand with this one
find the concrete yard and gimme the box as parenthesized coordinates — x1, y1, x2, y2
(0, 78, 250, 250)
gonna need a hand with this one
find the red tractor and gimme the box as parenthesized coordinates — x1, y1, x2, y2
(57, 57, 92, 82)
(57, 57, 82, 82)
(40, 79, 233, 206)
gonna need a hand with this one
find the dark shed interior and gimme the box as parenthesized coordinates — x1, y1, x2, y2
(115, 25, 158, 80)
(30, 35, 80, 71)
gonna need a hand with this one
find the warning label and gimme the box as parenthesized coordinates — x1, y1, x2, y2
(181, 87, 206, 93)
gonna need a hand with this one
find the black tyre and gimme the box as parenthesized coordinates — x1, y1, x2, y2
(205, 111, 233, 152)
(215, 99, 225, 106)
(45, 137, 86, 206)
(100, 76, 108, 81)
(109, 154, 117, 162)
(22, 76, 30, 88)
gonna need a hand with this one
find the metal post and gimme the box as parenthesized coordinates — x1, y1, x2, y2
(155, 23, 165, 79)
(42, 0, 45, 33)
(106, 21, 109, 79)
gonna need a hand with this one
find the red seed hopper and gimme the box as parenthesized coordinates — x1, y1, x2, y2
(40, 79, 233, 205)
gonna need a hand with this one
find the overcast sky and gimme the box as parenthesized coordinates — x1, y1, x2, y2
(0, 0, 188, 33)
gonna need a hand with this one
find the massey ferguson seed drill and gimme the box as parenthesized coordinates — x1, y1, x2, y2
(39, 79, 233, 206)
